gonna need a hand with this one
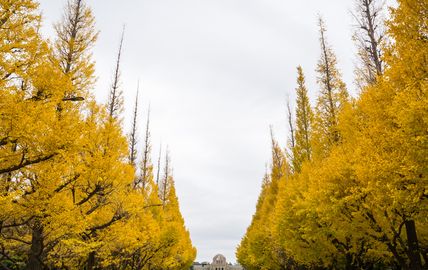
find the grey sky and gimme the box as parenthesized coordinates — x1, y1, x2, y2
(38, 0, 364, 263)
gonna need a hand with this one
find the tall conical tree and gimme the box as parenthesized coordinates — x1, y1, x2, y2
(137, 107, 152, 190)
(128, 82, 139, 166)
(270, 127, 288, 180)
(286, 99, 296, 166)
(161, 178, 197, 269)
(160, 148, 171, 207)
(292, 66, 313, 173)
(54, 0, 98, 99)
(237, 129, 289, 270)
(236, 172, 271, 269)
(107, 26, 125, 120)
(313, 17, 348, 157)
(352, 0, 385, 88)
(155, 143, 162, 186)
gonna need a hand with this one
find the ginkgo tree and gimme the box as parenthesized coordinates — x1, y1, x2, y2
(238, 0, 427, 269)
(236, 132, 291, 270)
(0, 0, 196, 269)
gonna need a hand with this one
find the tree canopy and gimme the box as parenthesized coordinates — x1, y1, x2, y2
(237, 0, 428, 269)
(0, 0, 196, 269)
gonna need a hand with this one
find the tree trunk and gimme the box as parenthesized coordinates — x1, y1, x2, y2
(405, 219, 422, 270)
(345, 253, 355, 270)
(26, 222, 44, 270)
(87, 251, 96, 270)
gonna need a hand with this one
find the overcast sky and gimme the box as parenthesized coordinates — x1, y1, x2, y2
(38, 0, 371, 263)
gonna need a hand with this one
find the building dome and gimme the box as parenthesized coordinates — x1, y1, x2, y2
(212, 254, 226, 265)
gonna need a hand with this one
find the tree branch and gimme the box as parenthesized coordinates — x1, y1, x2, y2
(0, 153, 57, 174)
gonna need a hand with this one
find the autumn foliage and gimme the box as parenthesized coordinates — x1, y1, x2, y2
(0, 0, 195, 269)
(237, 0, 428, 269)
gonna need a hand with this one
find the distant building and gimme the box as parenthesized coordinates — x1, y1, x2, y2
(191, 254, 243, 270)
